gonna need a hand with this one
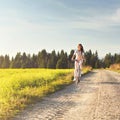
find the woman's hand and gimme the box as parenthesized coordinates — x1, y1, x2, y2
(71, 57, 74, 61)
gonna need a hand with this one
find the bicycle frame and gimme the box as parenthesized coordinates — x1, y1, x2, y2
(75, 61, 81, 85)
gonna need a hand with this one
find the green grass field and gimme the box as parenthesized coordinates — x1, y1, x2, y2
(0, 68, 91, 119)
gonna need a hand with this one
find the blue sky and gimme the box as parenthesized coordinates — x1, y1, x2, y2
(0, 0, 120, 57)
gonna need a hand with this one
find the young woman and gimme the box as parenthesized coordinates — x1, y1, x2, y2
(72, 44, 85, 82)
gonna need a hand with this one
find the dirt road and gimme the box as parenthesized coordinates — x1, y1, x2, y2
(13, 70, 120, 120)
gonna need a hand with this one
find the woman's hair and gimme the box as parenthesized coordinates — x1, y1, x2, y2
(78, 44, 84, 53)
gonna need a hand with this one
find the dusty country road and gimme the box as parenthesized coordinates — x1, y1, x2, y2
(13, 70, 120, 120)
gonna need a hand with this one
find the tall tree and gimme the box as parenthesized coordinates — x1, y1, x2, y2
(21, 52, 27, 68)
(0, 56, 4, 68)
(31, 54, 38, 68)
(12, 52, 22, 68)
(104, 53, 112, 68)
(2, 55, 10, 68)
(56, 50, 68, 69)
(47, 50, 57, 68)
(38, 49, 48, 68)
(68, 50, 74, 68)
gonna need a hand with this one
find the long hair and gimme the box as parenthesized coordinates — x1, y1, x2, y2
(78, 44, 84, 53)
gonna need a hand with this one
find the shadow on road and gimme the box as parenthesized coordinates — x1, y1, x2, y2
(99, 81, 120, 85)
(82, 71, 97, 78)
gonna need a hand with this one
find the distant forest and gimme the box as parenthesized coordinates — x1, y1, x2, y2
(0, 49, 120, 69)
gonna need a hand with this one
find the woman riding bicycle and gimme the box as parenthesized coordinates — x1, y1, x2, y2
(71, 44, 85, 83)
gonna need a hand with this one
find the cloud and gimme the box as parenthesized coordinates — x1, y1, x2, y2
(65, 8, 120, 31)
(111, 8, 120, 23)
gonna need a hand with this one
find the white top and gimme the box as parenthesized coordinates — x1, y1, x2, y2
(74, 50, 84, 61)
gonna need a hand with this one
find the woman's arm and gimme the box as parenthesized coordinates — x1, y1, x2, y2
(71, 50, 76, 61)
(71, 54, 75, 61)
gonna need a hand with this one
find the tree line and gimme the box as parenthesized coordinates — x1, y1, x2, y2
(0, 49, 120, 69)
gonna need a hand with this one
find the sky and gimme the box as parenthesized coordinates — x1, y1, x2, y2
(0, 0, 120, 58)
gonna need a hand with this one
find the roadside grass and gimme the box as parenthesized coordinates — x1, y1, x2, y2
(0, 67, 91, 120)
(108, 69, 120, 73)
(108, 63, 120, 73)
(83, 66, 92, 74)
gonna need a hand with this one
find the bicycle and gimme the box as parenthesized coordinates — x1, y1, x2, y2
(72, 59, 82, 85)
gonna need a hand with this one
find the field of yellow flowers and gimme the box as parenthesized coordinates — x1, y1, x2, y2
(0, 68, 91, 119)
